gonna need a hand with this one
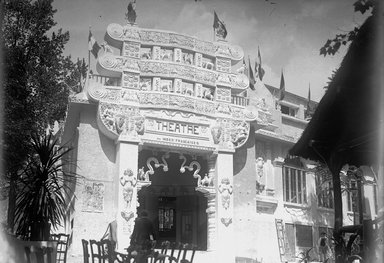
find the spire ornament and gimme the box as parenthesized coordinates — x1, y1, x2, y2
(126, 0, 137, 25)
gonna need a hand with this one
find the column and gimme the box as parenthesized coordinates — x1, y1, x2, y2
(216, 151, 235, 263)
(116, 138, 140, 252)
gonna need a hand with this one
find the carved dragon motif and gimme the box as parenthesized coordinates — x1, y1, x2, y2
(179, 154, 202, 186)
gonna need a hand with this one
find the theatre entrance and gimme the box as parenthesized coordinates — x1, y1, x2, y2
(137, 151, 208, 250)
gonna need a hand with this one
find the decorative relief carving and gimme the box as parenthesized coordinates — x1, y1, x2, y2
(169, 34, 194, 49)
(200, 173, 214, 187)
(123, 26, 141, 41)
(216, 73, 232, 86)
(218, 177, 233, 209)
(99, 54, 139, 72)
(105, 89, 121, 103)
(123, 42, 140, 58)
(82, 180, 105, 212)
(216, 87, 231, 102)
(230, 120, 249, 148)
(140, 30, 170, 44)
(136, 92, 216, 116)
(231, 74, 249, 90)
(139, 78, 152, 91)
(120, 168, 137, 210)
(255, 157, 266, 195)
(216, 58, 231, 73)
(221, 217, 232, 227)
(215, 43, 244, 61)
(99, 103, 144, 136)
(210, 119, 250, 149)
(139, 61, 218, 85)
(122, 72, 139, 89)
(122, 89, 138, 103)
(107, 24, 242, 59)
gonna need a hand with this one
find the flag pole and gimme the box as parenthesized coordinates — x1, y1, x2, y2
(88, 26, 91, 74)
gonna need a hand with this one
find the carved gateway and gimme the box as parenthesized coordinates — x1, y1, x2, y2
(86, 23, 273, 150)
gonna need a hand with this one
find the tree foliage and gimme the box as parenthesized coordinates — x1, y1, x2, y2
(1, 0, 86, 230)
(1, 0, 85, 175)
(320, 0, 376, 56)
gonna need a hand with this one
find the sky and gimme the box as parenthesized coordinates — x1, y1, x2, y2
(52, 0, 369, 102)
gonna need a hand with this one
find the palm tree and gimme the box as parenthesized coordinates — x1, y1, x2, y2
(14, 132, 77, 241)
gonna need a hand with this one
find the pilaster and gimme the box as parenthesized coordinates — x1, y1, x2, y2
(216, 151, 235, 263)
(116, 137, 140, 251)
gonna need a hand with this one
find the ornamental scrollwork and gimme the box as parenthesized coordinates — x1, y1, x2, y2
(87, 83, 108, 102)
(107, 23, 124, 39)
(99, 54, 139, 72)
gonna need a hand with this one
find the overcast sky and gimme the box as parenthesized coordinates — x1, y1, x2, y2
(52, 0, 369, 102)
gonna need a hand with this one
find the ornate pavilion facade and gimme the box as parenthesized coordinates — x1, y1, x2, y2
(59, 21, 379, 263)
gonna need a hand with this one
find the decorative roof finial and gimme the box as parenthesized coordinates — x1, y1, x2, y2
(126, 0, 137, 25)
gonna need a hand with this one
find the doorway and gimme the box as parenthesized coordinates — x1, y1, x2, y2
(138, 189, 207, 250)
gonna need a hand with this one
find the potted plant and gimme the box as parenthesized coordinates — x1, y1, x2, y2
(14, 132, 77, 241)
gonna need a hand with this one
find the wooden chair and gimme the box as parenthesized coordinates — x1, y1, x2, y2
(89, 239, 115, 263)
(179, 243, 196, 263)
(81, 239, 90, 263)
(51, 233, 70, 263)
(157, 241, 170, 263)
(166, 242, 182, 263)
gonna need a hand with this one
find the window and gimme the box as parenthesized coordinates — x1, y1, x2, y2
(296, 225, 313, 247)
(347, 180, 358, 212)
(158, 197, 176, 232)
(285, 223, 313, 259)
(283, 166, 307, 204)
(316, 171, 334, 209)
(281, 105, 296, 117)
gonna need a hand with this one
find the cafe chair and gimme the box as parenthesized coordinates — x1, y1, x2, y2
(81, 239, 90, 263)
(179, 243, 196, 263)
(156, 241, 171, 263)
(89, 239, 115, 263)
(50, 233, 70, 263)
(166, 242, 182, 263)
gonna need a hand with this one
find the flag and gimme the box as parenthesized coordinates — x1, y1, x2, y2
(258, 47, 265, 81)
(213, 11, 227, 39)
(254, 60, 259, 79)
(243, 58, 248, 76)
(248, 56, 256, 90)
(88, 30, 101, 58)
(279, 71, 285, 101)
